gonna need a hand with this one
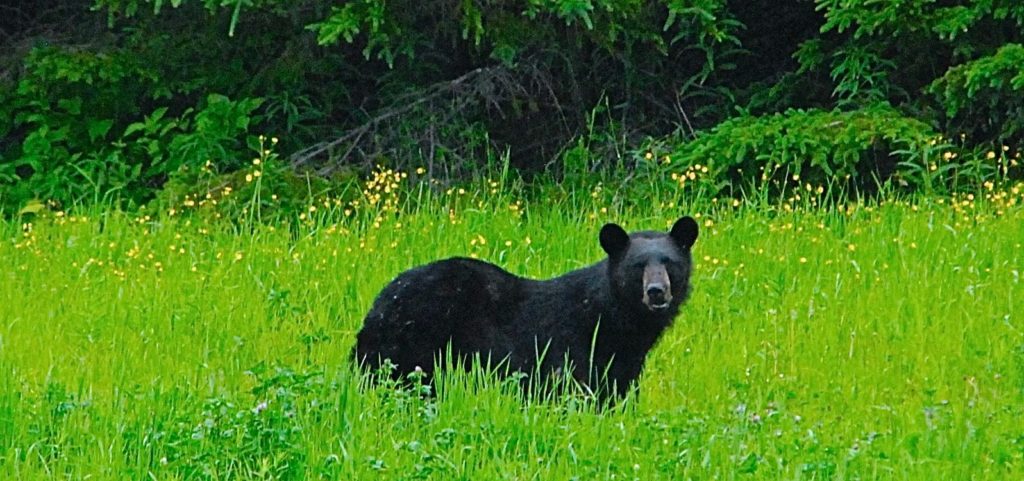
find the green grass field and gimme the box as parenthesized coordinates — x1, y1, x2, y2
(1, 182, 1023, 480)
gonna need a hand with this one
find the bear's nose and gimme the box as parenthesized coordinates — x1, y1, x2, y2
(646, 285, 666, 299)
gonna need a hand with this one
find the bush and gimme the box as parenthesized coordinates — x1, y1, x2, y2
(929, 43, 1024, 146)
(154, 134, 351, 226)
(654, 104, 938, 196)
(0, 43, 263, 211)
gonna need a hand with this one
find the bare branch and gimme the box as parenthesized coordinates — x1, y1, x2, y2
(290, 66, 491, 169)
(289, 62, 554, 177)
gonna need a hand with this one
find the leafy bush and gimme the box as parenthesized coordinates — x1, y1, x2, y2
(159, 365, 324, 480)
(0, 44, 263, 210)
(1, 47, 159, 205)
(656, 104, 937, 195)
(929, 43, 1024, 145)
(154, 135, 349, 225)
(790, 1, 1024, 113)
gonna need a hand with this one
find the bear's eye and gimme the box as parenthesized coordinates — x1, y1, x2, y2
(632, 261, 646, 270)
(660, 256, 672, 265)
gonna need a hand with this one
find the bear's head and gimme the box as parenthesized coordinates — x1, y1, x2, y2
(599, 216, 699, 316)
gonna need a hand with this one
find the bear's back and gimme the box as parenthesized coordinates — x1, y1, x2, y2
(354, 257, 528, 373)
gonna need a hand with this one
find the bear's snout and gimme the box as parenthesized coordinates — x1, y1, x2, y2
(646, 284, 666, 297)
(642, 265, 673, 311)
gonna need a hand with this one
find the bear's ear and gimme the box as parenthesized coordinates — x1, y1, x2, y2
(670, 216, 699, 249)
(599, 223, 630, 257)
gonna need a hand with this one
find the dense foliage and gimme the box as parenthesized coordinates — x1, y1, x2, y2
(1, 0, 1022, 211)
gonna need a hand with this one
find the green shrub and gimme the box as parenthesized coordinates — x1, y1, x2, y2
(159, 365, 326, 480)
(0, 45, 263, 211)
(929, 43, 1024, 145)
(656, 104, 937, 196)
(154, 135, 354, 225)
(1, 47, 157, 205)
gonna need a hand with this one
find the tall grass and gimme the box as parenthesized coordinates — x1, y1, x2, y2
(0, 180, 1022, 479)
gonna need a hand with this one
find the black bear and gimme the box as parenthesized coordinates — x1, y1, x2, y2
(352, 216, 699, 401)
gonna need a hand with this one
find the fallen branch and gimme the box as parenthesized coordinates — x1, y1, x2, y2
(290, 66, 502, 174)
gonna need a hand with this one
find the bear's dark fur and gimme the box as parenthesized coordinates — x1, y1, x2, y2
(352, 216, 699, 400)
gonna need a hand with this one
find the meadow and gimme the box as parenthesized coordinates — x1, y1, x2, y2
(1, 177, 1023, 480)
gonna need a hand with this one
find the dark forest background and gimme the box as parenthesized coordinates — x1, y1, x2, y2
(2, 0, 1022, 211)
